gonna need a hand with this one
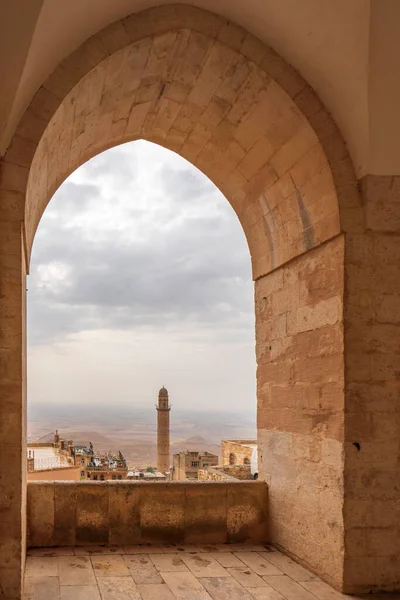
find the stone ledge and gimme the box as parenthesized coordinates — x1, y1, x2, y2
(27, 480, 268, 547)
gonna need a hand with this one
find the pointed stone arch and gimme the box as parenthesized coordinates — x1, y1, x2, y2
(0, 5, 366, 596)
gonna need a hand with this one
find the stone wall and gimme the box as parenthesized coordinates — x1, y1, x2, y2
(27, 480, 268, 547)
(28, 467, 81, 481)
(198, 465, 252, 481)
(342, 175, 400, 593)
(221, 440, 256, 466)
(256, 235, 345, 589)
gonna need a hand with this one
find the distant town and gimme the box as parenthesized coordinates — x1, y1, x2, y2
(27, 387, 258, 483)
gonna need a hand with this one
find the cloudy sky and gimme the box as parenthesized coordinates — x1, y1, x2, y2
(27, 141, 256, 414)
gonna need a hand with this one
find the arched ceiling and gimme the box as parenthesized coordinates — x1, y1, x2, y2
(2, 0, 400, 177)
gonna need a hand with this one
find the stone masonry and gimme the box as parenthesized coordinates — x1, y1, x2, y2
(0, 5, 399, 597)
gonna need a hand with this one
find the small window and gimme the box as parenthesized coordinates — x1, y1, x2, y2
(81, 470, 85, 477)
(87, 473, 90, 478)
(93, 475, 98, 480)
(81, 458, 85, 465)
(118, 475, 122, 480)
(112, 474, 116, 480)
(100, 474, 105, 481)
(244, 457, 250, 465)
(229, 453, 236, 465)
(191, 461, 200, 467)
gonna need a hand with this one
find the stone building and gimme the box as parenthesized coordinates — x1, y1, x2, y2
(221, 439, 257, 466)
(2, 2, 400, 596)
(171, 450, 219, 481)
(156, 386, 171, 473)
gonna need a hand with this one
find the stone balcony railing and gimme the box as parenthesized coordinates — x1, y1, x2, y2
(27, 480, 268, 548)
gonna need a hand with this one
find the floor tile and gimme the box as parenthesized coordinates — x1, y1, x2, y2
(234, 553, 283, 576)
(58, 556, 96, 586)
(163, 545, 201, 554)
(149, 553, 189, 572)
(137, 583, 176, 599)
(212, 553, 246, 568)
(200, 576, 255, 599)
(24, 576, 60, 600)
(28, 547, 74, 557)
(25, 557, 59, 578)
(301, 579, 348, 599)
(161, 571, 213, 599)
(249, 585, 286, 600)
(75, 546, 123, 556)
(97, 577, 142, 599)
(180, 553, 229, 577)
(124, 546, 165, 554)
(60, 585, 101, 600)
(123, 555, 163, 584)
(92, 555, 131, 577)
(264, 552, 317, 582)
(263, 574, 318, 600)
(227, 567, 268, 588)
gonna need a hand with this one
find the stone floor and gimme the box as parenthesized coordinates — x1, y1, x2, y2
(24, 544, 399, 600)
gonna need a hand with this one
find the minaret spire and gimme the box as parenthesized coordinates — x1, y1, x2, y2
(156, 386, 171, 472)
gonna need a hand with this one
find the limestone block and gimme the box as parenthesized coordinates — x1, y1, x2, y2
(27, 483, 54, 547)
(75, 483, 109, 545)
(140, 483, 185, 544)
(54, 482, 77, 546)
(184, 483, 227, 544)
(227, 483, 268, 542)
(109, 481, 140, 545)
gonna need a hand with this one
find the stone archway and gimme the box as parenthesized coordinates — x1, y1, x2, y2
(3, 5, 392, 598)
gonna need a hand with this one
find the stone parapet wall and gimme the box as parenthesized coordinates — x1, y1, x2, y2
(199, 466, 252, 481)
(27, 481, 268, 547)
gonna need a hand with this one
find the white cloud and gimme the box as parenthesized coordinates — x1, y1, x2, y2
(28, 140, 256, 414)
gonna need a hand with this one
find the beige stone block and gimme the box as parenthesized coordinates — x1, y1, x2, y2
(238, 137, 274, 181)
(58, 556, 96, 586)
(153, 98, 181, 138)
(179, 553, 228, 577)
(91, 554, 130, 577)
(211, 552, 246, 568)
(5, 135, 37, 169)
(60, 585, 101, 600)
(137, 583, 175, 600)
(215, 55, 254, 105)
(148, 553, 188, 572)
(61, 35, 109, 82)
(173, 31, 213, 87)
(234, 552, 282, 576)
(200, 575, 256, 599)
(123, 555, 163, 584)
(161, 571, 212, 599)
(98, 20, 131, 54)
(109, 482, 140, 546)
(184, 484, 227, 544)
(54, 483, 76, 547)
(250, 585, 286, 600)
(188, 42, 237, 109)
(227, 483, 268, 543)
(228, 70, 270, 127)
(75, 483, 109, 545)
(125, 102, 152, 137)
(165, 81, 191, 104)
(140, 484, 185, 544)
(261, 48, 305, 98)
(240, 34, 267, 66)
(0, 161, 29, 193)
(28, 483, 54, 548)
(270, 125, 318, 178)
(227, 566, 267, 588)
(24, 575, 60, 600)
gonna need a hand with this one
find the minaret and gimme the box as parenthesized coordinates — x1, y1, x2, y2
(156, 386, 171, 473)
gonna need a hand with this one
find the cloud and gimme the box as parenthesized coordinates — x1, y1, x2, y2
(28, 140, 254, 347)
